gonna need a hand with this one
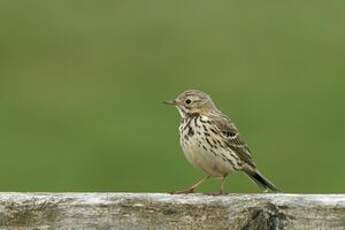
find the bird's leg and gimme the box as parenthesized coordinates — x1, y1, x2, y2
(219, 176, 226, 194)
(171, 176, 210, 194)
(207, 176, 226, 196)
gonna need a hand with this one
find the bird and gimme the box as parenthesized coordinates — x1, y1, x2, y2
(164, 89, 279, 195)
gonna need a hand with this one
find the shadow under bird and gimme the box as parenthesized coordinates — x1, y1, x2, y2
(164, 89, 280, 195)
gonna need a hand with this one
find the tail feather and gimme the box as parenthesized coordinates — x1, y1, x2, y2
(246, 170, 280, 192)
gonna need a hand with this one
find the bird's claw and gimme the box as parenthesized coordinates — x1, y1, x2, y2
(206, 191, 227, 196)
(170, 188, 195, 195)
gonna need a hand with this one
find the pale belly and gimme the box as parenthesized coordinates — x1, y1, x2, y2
(180, 135, 236, 177)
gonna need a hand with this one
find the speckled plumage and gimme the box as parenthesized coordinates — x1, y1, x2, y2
(165, 89, 279, 194)
(179, 114, 240, 177)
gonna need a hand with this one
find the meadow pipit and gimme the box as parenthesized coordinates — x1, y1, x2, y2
(165, 89, 279, 194)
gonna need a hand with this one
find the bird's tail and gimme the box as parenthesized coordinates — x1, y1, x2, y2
(245, 170, 280, 192)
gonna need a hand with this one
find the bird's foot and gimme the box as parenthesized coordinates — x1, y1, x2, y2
(206, 191, 227, 196)
(170, 188, 195, 195)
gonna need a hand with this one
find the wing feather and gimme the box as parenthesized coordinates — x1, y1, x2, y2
(209, 113, 256, 169)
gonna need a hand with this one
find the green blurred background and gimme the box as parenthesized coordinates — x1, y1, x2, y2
(0, 1, 344, 193)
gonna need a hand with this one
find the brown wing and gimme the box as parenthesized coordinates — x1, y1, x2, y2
(210, 113, 256, 169)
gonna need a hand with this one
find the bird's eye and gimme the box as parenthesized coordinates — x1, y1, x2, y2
(185, 99, 192, 104)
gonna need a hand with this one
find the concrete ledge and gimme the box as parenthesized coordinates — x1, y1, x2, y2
(0, 193, 344, 229)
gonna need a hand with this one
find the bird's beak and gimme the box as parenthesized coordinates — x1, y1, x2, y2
(163, 99, 177, 106)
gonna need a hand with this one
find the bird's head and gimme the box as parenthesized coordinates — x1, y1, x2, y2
(164, 89, 218, 118)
